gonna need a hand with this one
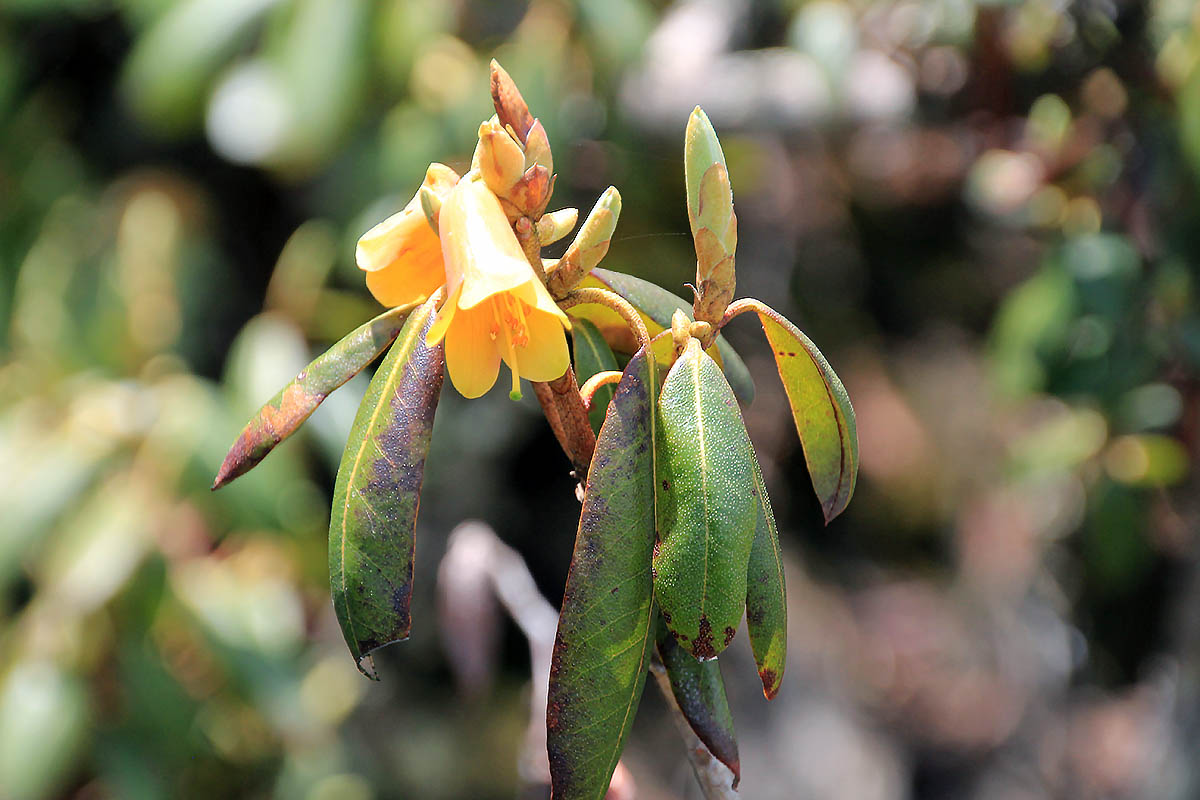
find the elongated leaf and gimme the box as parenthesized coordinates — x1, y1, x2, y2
(329, 298, 443, 678)
(655, 616, 740, 786)
(548, 348, 658, 800)
(654, 338, 757, 660)
(571, 318, 620, 434)
(755, 305, 858, 523)
(571, 268, 754, 404)
(746, 451, 786, 700)
(213, 304, 415, 489)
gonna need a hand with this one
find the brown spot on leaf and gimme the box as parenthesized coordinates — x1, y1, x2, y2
(759, 669, 780, 700)
(692, 616, 716, 659)
(723, 626, 736, 647)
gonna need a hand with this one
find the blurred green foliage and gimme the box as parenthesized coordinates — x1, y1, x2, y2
(5, 1, 1200, 798)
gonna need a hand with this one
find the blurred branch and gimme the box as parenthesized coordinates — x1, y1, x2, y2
(438, 521, 634, 798)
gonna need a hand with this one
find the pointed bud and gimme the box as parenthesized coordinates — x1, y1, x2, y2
(684, 106, 738, 327)
(475, 117, 527, 197)
(490, 59, 534, 144)
(546, 187, 622, 298)
(537, 208, 578, 246)
(524, 119, 553, 174)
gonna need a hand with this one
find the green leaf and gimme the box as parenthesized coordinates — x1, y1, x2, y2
(654, 339, 757, 660)
(571, 318, 620, 434)
(655, 616, 740, 786)
(571, 268, 754, 404)
(213, 304, 415, 490)
(329, 297, 444, 678)
(547, 348, 658, 800)
(746, 451, 786, 700)
(755, 305, 858, 523)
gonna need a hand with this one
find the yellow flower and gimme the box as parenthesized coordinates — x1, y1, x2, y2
(426, 177, 570, 398)
(356, 163, 460, 308)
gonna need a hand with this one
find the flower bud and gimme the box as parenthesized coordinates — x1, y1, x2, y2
(524, 119, 553, 174)
(475, 117, 527, 197)
(537, 208, 578, 246)
(546, 187, 621, 298)
(684, 106, 738, 327)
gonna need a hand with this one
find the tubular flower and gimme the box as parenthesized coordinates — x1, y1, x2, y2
(356, 163, 460, 308)
(426, 177, 570, 399)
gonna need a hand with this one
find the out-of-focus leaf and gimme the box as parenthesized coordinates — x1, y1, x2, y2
(121, 0, 282, 132)
(571, 318, 620, 434)
(745, 452, 786, 700)
(547, 348, 657, 800)
(754, 305, 858, 524)
(329, 297, 444, 678)
(213, 304, 415, 489)
(0, 661, 89, 800)
(570, 268, 755, 404)
(654, 338, 757, 660)
(38, 476, 155, 615)
(655, 617, 740, 786)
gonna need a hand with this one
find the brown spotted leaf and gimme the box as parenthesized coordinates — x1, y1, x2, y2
(329, 297, 444, 678)
(746, 450, 786, 699)
(755, 305, 858, 523)
(653, 339, 757, 660)
(655, 616, 740, 786)
(212, 304, 415, 489)
(548, 348, 657, 800)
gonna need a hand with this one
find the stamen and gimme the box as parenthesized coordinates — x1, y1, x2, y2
(492, 296, 522, 400)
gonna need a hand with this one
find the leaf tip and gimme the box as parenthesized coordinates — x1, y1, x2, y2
(759, 668, 781, 700)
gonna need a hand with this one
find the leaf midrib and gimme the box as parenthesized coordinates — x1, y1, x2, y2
(335, 312, 424, 656)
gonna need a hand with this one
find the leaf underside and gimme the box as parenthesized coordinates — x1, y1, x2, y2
(570, 268, 755, 405)
(655, 616, 740, 786)
(755, 306, 858, 523)
(213, 304, 416, 489)
(328, 297, 444, 678)
(745, 450, 787, 700)
(571, 317, 620, 435)
(653, 339, 757, 660)
(547, 348, 658, 800)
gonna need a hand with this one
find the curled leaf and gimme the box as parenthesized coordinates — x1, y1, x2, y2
(329, 297, 444, 678)
(754, 304, 858, 523)
(548, 348, 658, 800)
(213, 304, 415, 490)
(655, 617, 740, 786)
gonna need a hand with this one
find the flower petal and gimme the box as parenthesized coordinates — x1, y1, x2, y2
(363, 229, 446, 307)
(501, 302, 570, 383)
(440, 179, 535, 309)
(444, 302, 502, 398)
(426, 284, 462, 347)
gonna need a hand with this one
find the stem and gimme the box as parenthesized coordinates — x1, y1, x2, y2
(539, 369, 596, 481)
(717, 296, 771, 330)
(578, 370, 623, 411)
(559, 287, 652, 353)
(514, 217, 547, 283)
(649, 658, 738, 799)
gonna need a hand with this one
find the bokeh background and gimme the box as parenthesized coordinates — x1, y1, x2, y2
(4, 0, 1200, 798)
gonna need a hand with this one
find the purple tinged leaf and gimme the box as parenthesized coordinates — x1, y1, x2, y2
(547, 348, 658, 800)
(212, 304, 415, 490)
(329, 297, 443, 678)
(655, 616, 740, 786)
